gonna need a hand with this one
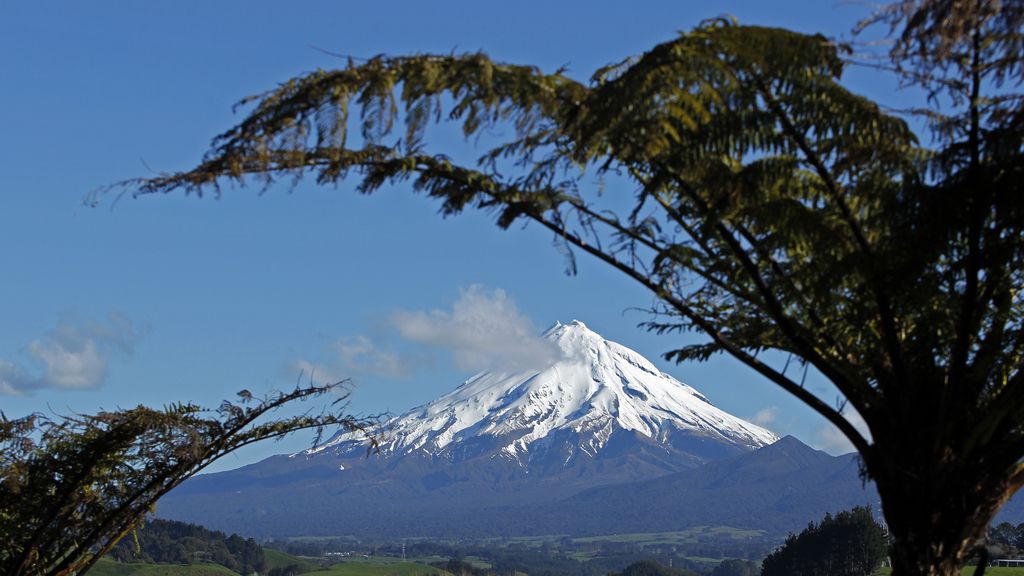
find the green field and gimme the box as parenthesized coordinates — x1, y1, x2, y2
(315, 560, 451, 576)
(492, 526, 775, 567)
(571, 526, 765, 545)
(495, 525, 768, 550)
(264, 549, 321, 573)
(88, 558, 240, 576)
(460, 556, 493, 570)
(88, 557, 447, 576)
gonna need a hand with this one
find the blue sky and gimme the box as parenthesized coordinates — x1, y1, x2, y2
(1, 1, 908, 471)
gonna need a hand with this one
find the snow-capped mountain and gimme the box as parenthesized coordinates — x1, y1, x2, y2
(308, 320, 776, 467)
(159, 321, 795, 539)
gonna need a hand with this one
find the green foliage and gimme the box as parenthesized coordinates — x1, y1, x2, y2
(711, 559, 760, 576)
(266, 564, 305, 576)
(0, 383, 376, 576)
(989, 522, 1024, 558)
(608, 560, 699, 576)
(761, 506, 888, 576)
(263, 549, 320, 575)
(107, 518, 266, 575)
(86, 558, 146, 576)
(87, 558, 241, 576)
(119, 4, 1023, 575)
(433, 558, 488, 576)
(857, 1, 1024, 148)
(317, 560, 448, 576)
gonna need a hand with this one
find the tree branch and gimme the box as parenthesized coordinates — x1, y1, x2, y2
(750, 74, 909, 389)
(526, 212, 873, 457)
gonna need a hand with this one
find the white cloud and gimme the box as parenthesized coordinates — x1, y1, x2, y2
(292, 359, 348, 387)
(291, 286, 558, 385)
(750, 406, 779, 427)
(392, 285, 562, 372)
(334, 335, 412, 379)
(293, 334, 417, 385)
(28, 337, 106, 390)
(0, 315, 140, 396)
(0, 360, 32, 396)
(813, 406, 872, 455)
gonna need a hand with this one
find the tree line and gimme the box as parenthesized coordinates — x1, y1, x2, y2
(761, 506, 888, 576)
(990, 522, 1024, 557)
(108, 518, 266, 575)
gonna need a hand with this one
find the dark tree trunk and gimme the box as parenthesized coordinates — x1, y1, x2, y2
(887, 523, 986, 576)
(872, 443, 1013, 576)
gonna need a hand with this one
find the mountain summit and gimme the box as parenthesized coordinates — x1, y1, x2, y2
(160, 321, 793, 538)
(309, 320, 777, 468)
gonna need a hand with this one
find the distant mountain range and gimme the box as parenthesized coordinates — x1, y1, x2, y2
(158, 321, 1021, 538)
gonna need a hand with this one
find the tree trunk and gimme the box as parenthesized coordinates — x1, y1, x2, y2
(873, 447, 1010, 576)
(888, 529, 982, 576)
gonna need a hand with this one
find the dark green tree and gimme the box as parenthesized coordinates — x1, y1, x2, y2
(711, 558, 759, 576)
(108, 517, 269, 574)
(0, 383, 375, 576)
(115, 2, 1023, 575)
(611, 560, 698, 576)
(988, 521, 1024, 557)
(268, 564, 306, 576)
(762, 507, 888, 576)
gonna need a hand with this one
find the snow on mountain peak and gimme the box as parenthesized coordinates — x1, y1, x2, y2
(308, 321, 778, 463)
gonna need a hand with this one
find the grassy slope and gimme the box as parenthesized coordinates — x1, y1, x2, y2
(88, 558, 239, 576)
(315, 560, 451, 576)
(264, 549, 320, 573)
(87, 559, 142, 576)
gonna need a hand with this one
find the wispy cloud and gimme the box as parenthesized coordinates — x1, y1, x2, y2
(0, 314, 141, 396)
(749, 406, 779, 427)
(333, 335, 413, 379)
(293, 332, 420, 384)
(292, 286, 559, 384)
(292, 359, 349, 387)
(392, 285, 562, 372)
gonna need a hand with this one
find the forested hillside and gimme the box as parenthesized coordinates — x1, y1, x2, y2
(108, 518, 265, 575)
